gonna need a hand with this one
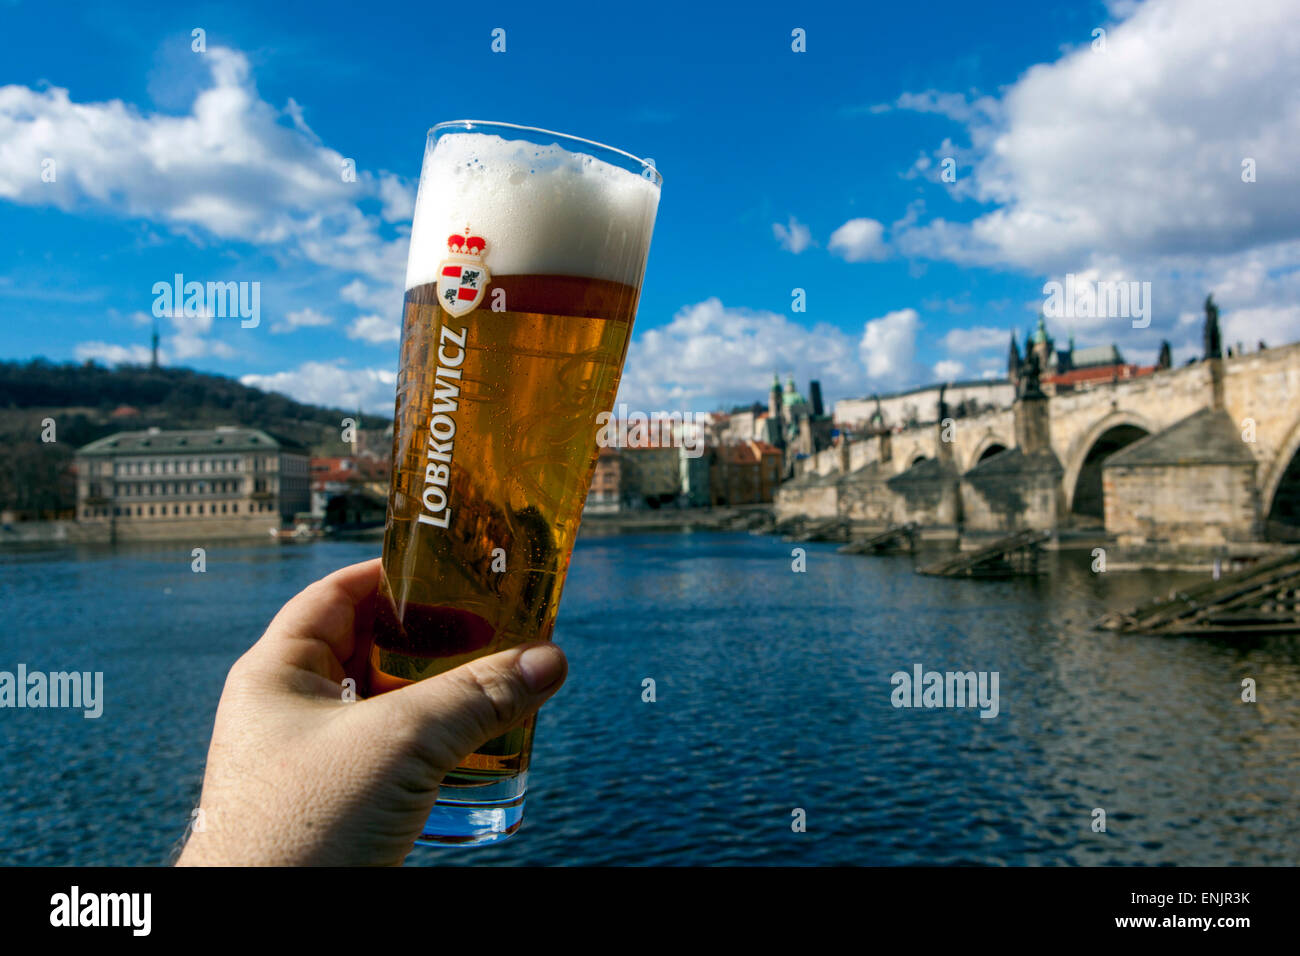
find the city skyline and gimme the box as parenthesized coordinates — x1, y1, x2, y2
(2, 0, 1297, 415)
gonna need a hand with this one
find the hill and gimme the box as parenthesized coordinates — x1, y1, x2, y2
(0, 359, 391, 517)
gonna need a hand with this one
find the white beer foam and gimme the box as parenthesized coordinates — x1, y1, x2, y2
(405, 132, 660, 291)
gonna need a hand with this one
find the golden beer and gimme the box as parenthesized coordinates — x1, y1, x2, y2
(371, 122, 660, 844)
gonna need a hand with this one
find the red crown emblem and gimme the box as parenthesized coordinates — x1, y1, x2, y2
(448, 227, 486, 258)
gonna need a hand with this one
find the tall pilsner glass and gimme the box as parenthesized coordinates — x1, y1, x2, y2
(371, 121, 661, 845)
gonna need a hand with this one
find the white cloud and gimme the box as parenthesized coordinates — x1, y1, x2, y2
(772, 216, 813, 254)
(615, 299, 938, 410)
(158, 309, 237, 360)
(617, 298, 868, 411)
(377, 174, 415, 223)
(886, 0, 1300, 350)
(271, 307, 333, 334)
(74, 342, 154, 365)
(933, 359, 965, 381)
(942, 325, 1009, 353)
(240, 361, 396, 413)
(828, 218, 887, 262)
(888, 90, 1002, 127)
(0, 46, 409, 292)
(340, 277, 403, 316)
(347, 313, 400, 344)
(1221, 305, 1300, 351)
(858, 308, 920, 386)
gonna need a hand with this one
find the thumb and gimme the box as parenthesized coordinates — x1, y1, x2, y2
(377, 643, 568, 777)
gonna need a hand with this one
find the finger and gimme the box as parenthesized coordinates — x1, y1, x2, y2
(377, 643, 568, 775)
(258, 558, 383, 678)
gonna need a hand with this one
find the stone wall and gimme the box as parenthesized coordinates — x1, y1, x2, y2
(839, 464, 897, 524)
(774, 476, 838, 521)
(110, 514, 279, 542)
(961, 450, 1064, 533)
(1104, 461, 1260, 546)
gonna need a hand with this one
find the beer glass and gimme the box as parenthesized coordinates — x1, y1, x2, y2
(371, 121, 661, 845)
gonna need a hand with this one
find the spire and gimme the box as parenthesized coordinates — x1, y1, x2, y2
(1008, 330, 1022, 375)
(150, 317, 160, 369)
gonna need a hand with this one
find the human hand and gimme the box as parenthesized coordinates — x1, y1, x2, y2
(175, 557, 567, 866)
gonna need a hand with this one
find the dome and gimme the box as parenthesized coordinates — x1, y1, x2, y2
(782, 376, 806, 406)
(1030, 315, 1052, 345)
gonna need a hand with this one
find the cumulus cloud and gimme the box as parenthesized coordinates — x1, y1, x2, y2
(858, 308, 920, 386)
(240, 361, 396, 413)
(1221, 305, 1300, 352)
(617, 298, 877, 411)
(347, 314, 400, 344)
(271, 307, 333, 334)
(0, 45, 410, 296)
(74, 342, 155, 366)
(933, 359, 965, 381)
(942, 325, 1009, 354)
(828, 218, 887, 262)
(886, 90, 1002, 127)
(885, 0, 1300, 349)
(124, 306, 238, 361)
(772, 216, 813, 254)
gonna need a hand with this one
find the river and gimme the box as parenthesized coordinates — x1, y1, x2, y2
(2, 531, 1297, 865)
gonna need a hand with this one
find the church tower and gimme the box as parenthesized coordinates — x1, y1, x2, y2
(769, 372, 785, 452)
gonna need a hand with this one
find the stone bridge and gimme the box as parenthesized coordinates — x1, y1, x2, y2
(777, 343, 1300, 553)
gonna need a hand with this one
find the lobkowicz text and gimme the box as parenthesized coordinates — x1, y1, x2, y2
(417, 323, 467, 528)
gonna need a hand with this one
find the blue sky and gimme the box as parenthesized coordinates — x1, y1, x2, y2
(2, 0, 1298, 414)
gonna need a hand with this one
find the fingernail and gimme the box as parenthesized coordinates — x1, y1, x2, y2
(517, 644, 563, 692)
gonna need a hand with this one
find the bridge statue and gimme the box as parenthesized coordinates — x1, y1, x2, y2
(1017, 348, 1044, 400)
(1204, 294, 1222, 360)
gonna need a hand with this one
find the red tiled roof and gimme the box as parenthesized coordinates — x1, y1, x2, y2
(1045, 363, 1155, 387)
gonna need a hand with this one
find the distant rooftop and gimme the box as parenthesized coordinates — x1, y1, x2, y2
(839, 377, 1012, 405)
(78, 426, 306, 456)
(1066, 344, 1125, 368)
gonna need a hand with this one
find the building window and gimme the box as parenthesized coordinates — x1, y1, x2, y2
(185, 504, 191, 515)
(148, 505, 155, 516)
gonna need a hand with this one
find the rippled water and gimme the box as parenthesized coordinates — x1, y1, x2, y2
(2, 532, 1298, 866)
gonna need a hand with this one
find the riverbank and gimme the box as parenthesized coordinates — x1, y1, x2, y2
(578, 504, 773, 535)
(6, 507, 1288, 576)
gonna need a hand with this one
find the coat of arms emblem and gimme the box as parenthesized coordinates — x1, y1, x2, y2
(437, 228, 491, 317)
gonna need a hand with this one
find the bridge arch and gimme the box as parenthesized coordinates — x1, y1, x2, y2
(966, 433, 1012, 472)
(1062, 410, 1158, 516)
(1260, 414, 1300, 540)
